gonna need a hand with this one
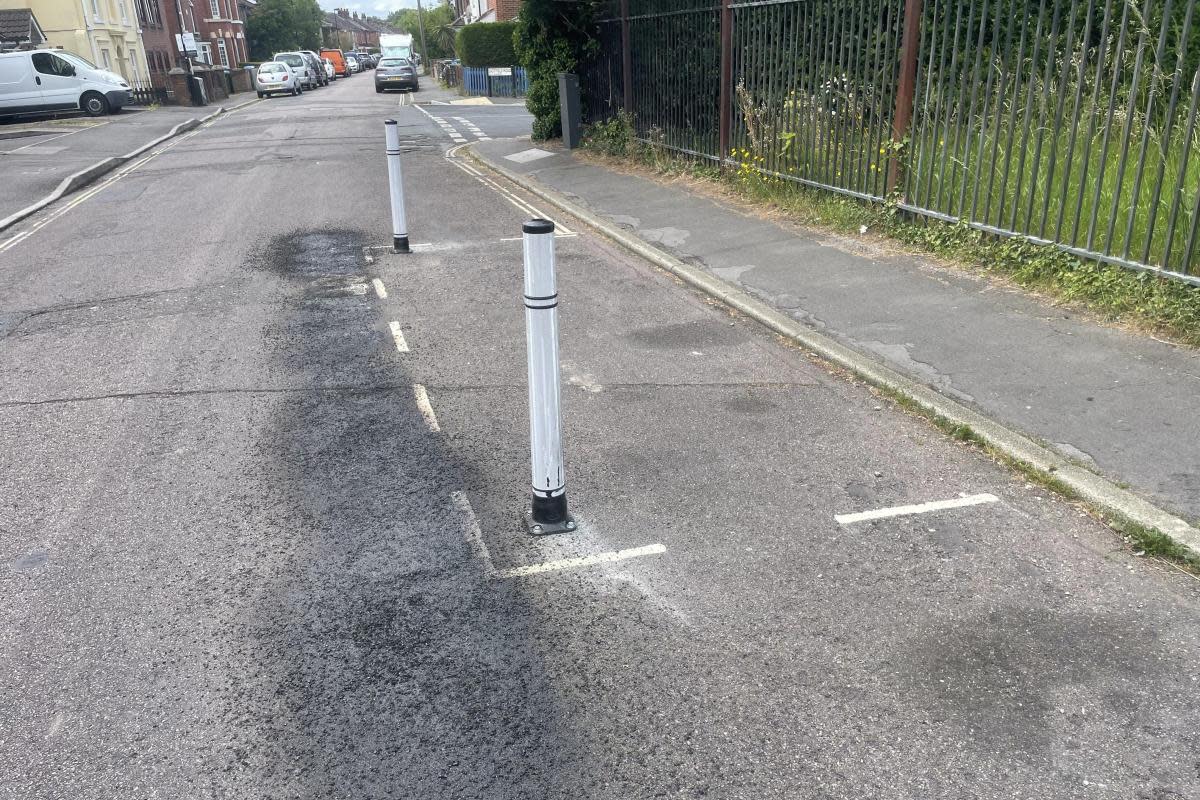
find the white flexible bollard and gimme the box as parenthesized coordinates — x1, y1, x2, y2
(384, 118, 409, 253)
(522, 218, 575, 535)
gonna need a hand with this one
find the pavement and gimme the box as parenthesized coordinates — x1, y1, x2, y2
(0, 105, 208, 222)
(472, 139, 1200, 526)
(3, 72, 1200, 800)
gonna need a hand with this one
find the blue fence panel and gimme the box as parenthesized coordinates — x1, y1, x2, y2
(460, 66, 529, 98)
(463, 67, 489, 95)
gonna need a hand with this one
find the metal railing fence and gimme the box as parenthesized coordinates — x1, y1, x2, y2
(582, 0, 1200, 285)
(128, 82, 169, 106)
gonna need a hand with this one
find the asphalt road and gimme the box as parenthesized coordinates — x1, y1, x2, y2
(0, 105, 202, 222)
(2, 75, 1200, 800)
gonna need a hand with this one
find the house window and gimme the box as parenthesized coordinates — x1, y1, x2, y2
(118, 0, 127, 21)
(197, 42, 212, 64)
(217, 39, 229, 67)
(92, 0, 102, 19)
(209, 0, 220, 18)
(101, 49, 112, 70)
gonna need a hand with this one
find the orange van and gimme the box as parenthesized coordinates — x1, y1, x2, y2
(320, 49, 349, 78)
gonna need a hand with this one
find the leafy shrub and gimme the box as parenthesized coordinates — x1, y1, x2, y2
(515, 0, 597, 140)
(456, 21, 517, 67)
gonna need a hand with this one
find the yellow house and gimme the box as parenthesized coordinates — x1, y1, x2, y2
(0, 0, 149, 84)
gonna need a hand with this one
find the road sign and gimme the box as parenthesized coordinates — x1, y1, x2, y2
(487, 67, 512, 77)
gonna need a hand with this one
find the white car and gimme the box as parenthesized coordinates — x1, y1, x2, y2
(255, 62, 301, 97)
(272, 52, 317, 90)
(323, 58, 335, 81)
(0, 49, 131, 117)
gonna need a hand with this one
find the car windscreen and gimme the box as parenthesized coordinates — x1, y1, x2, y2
(378, 59, 408, 68)
(259, 63, 287, 74)
(276, 54, 304, 66)
(58, 52, 98, 70)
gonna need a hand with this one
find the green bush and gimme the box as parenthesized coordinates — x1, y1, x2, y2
(456, 21, 517, 67)
(514, 0, 596, 140)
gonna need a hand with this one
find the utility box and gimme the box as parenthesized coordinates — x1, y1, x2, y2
(558, 72, 581, 149)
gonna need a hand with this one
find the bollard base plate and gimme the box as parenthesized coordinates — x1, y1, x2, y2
(393, 235, 409, 254)
(522, 510, 576, 536)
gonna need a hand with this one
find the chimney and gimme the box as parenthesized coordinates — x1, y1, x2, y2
(337, 8, 349, 16)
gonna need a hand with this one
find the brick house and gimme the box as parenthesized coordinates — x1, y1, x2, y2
(133, 0, 173, 88)
(453, 0, 520, 24)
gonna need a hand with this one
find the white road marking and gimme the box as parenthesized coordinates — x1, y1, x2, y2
(388, 320, 410, 352)
(444, 143, 576, 235)
(4, 121, 106, 154)
(372, 278, 387, 298)
(835, 493, 999, 525)
(413, 384, 440, 432)
(450, 491, 497, 579)
(497, 543, 667, 579)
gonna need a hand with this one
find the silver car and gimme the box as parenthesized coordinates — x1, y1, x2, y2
(255, 62, 301, 97)
(272, 51, 316, 89)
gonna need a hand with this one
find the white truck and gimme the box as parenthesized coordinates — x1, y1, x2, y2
(379, 34, 414, 62)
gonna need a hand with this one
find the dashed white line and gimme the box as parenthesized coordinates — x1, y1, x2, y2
(413, 384, 441, 432)
(497, 543, 667, 579)
(450, 491, 497, 579)
(388, 320, 410, 353)
(372, 278, 388, 298)
(835, 493, 999, 525)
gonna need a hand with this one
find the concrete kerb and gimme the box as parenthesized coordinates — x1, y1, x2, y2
(0, 105, 232, 236)
(466, 144, 1200, 561)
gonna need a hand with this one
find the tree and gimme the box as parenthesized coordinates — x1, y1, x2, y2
(246, 0, 324, 61)
(387, 1, 456, 61)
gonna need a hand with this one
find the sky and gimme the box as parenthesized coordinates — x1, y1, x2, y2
(321, 0, 423, 18)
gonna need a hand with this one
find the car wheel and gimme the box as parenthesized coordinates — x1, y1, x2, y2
(257, 91, 264, 98)
(81, 92, 108, 117)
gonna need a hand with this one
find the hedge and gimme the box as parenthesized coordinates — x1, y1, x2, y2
(456, 21, 517, 67)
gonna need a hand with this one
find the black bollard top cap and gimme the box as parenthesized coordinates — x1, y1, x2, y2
(523, 218, 555, 235)
(385, 118, 397, 125)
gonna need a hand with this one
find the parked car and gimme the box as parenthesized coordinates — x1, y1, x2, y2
(374, 57, 418, 93)
(0, 49, 131, 117)
(299, 51, 328, 86)
(272, 52, 317, 90)
(323, 58, 335, 81)
(320, 49, 350, 78)
(255, 61, 301, 97)
(357, 52, 377, 69)
(345, 54, 361, 73)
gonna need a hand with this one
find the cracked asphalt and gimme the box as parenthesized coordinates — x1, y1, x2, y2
(2, 77, 1200, 800)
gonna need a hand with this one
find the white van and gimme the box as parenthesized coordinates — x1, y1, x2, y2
(0, 49, 132, 118)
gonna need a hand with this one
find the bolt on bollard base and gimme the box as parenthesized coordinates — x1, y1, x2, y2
(521, 218, 575, 536)
(384, 118, 410, 254)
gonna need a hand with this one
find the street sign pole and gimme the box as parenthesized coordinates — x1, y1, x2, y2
(521, 219, 575, 535)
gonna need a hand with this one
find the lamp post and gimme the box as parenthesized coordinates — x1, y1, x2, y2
(415, 0, 429, 75)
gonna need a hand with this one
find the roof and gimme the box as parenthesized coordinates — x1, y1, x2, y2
(0, 8, 45, 47)
(322, 11, 399, 34)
